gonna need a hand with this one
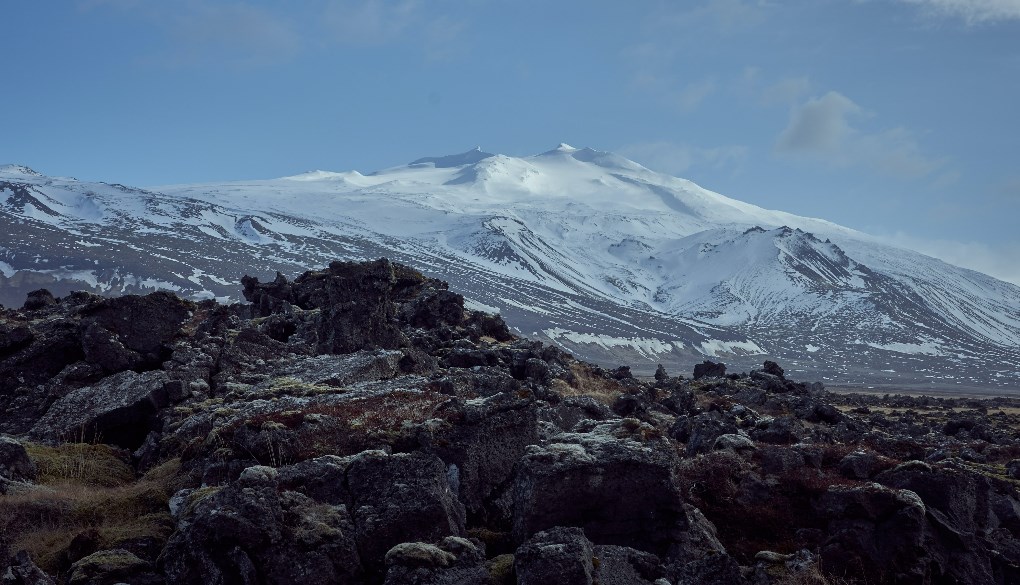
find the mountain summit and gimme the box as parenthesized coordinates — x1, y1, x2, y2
(1, 147, 1018, 390)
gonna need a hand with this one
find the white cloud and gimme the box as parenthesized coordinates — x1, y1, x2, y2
(81, 0, 468, 67)
(899, 0, 1020, 24)
(776, 91, 946, 179)
(760, 76, 811, 106)
(164, 3, 302, 66)
(675, 79, 718, 112)
(661, 0, 770, 32)
(320, 0, 421, 44)
(618, 141, 747, 176)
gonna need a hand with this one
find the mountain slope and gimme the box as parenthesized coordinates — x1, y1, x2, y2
(1, 148, 1018, 390)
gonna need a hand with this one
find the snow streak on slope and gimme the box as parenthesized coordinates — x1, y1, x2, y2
(1, 151, 1019, 391)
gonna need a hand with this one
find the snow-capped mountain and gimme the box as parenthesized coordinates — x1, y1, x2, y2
(2, 148, 1019, 391)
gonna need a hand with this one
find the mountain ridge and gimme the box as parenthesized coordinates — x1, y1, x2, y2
(1, 146, 1018, 390)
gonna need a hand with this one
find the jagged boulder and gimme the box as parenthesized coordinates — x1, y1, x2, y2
(162, 464, 363, 585)
(2, 551, 56, 585)
(345, 450, 467, 573)
(80, 292, 193, 371)
(874, 460, 1020, 583)
(693, 360, 726, 380)
(511, 420, 688, 557)
(416, 392, 540, 524)
(30, 370, 169, 448)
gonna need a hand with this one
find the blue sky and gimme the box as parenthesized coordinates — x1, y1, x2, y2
(4, 0, 1020, 283)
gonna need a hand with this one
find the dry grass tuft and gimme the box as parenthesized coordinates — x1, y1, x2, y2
(0, 456, 181, 574)
(23, 442, 134, 488)
(552, 363, 625, 405)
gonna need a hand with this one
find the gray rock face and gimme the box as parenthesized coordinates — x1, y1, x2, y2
(511, 420, 688, 557)
(813, 483, 929, 584)
(592, 545, 665, 585)
(0, 435, 36, 482)
(418, 392, 539, 524)
(346, 451, 467, 573)
(515, 527, 595, 585)
(1, 551, 56, 585)
(30, 370, 168, 447)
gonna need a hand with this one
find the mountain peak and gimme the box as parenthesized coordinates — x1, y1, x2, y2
(409, 148, 495, 169)
(0, 164, 42, 177)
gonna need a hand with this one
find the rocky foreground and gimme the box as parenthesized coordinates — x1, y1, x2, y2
(2, 259, 1020, 585)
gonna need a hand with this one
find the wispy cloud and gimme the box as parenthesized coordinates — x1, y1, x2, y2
(81, 0, 469, 68)
(658, 0, 771, 33)
(775, 91, 947, 179)
(898, 0, 1020, 25)
(675, 78, 718, 112)
(320, 0, 421, 45)
(163, 3, 302, 67)
(618, 141, 747, 176)
(760, 76, 811, 106)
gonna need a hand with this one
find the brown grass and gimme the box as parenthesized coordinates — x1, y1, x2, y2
(23, 442, 134, 488)
(551, 363, 625, 405)
(0, 456, 181, 574)
(212, 389, 456, 466)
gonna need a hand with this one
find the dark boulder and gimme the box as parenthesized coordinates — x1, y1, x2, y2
(22, 289, 56, 311)
(417, 393, 539, 525)
(761, 360, 785, 379)
(814, 483, 929, 584)
(514, 527, 595, 585)
(30, 370, 169, 448)
(0, 435, 36, 482)
(162, 464, 362, 585)
(511, 420, 688, 557)
(80, 292, 193, 370)
(671, 412, 739, 456)
(346, 450, 467, 572)
(0, 324, 33, 358)
(693, 361, 726, 380)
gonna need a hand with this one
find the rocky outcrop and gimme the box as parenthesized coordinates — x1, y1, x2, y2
(2, 259, 1020, 585)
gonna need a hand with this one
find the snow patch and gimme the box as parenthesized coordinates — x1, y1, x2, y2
(464, 297, 500, 314)
(700, 339, 765, 357)
(543, 327, 674, 359)
(864, 340, 943, 356)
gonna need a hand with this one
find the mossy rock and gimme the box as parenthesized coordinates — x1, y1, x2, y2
(67, 548, 155, 585)
(486, 554, 515, 585)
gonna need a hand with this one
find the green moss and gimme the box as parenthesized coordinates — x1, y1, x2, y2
(486, 554, 515, 585)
